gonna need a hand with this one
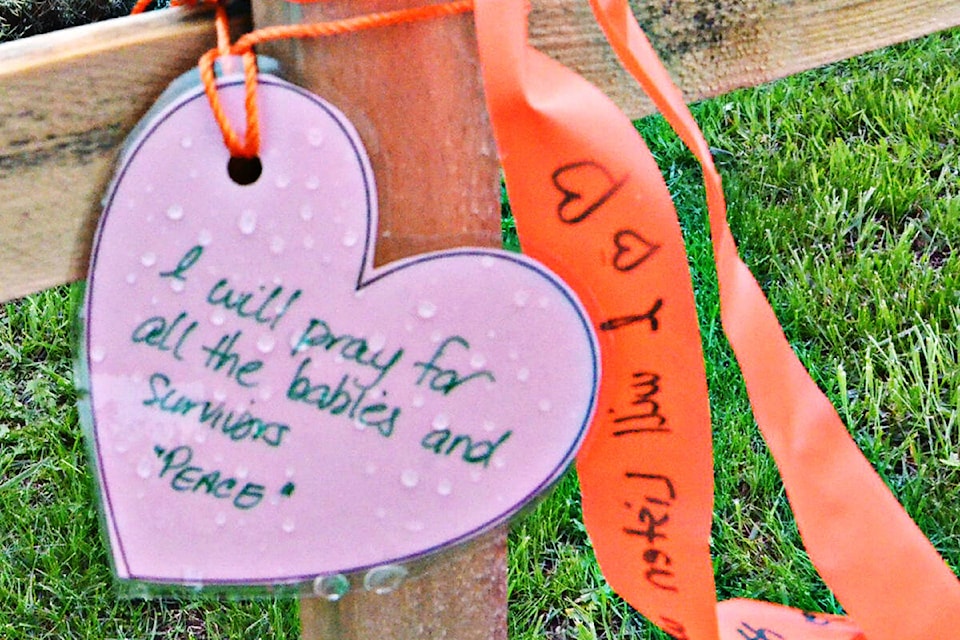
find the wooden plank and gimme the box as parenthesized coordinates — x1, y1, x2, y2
(0, 6, 250, 302)
(2, 0, 960, 303)
(532, 0, 960, 116)
(248, 1, 508, 637)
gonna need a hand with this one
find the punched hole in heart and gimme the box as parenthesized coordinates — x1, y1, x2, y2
(227, 156, 263, 186)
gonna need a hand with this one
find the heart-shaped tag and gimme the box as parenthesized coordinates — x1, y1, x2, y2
(80, 70, 598, 585)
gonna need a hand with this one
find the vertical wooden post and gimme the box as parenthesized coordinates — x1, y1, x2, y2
(249, 2, 508, 639)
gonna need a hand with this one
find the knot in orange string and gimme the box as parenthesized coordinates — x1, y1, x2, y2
(133, 0, 474, 159)
(196, 0, 475, 159)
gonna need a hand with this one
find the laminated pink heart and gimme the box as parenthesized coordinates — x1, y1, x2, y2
(80, 72, 598, 585)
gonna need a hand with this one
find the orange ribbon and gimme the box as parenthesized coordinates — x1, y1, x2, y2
(474, 0, 960, 638)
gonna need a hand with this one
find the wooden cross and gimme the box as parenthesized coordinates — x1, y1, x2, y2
(1, 1, 957, 637)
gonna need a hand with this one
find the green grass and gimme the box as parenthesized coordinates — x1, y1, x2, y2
(3, 20, 960, 640)
(0, 0, 138, 42)
(506, 27, 960, 639)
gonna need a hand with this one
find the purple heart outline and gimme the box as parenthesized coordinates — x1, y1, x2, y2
(80, 73, 600, 586)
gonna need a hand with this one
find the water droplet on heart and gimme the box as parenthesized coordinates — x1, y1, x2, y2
(270, 236, 285, 255)
(307, 128, 324, 147)
(493, 457, 506, 469)
(486, 329, 497, 339)
(140, 252, 156, 267)
(364, 462, 377, 476)
(299, 204, 314, 221)
(170, 279, 185, 293)
(136, 458, 152, 479)
(437, 479, 453, 496)
(90, 346, 105, 363)
(483, 420, 496, 433)
(375, 507, 387, 518)
(411, 394, 424, 408)
(513, 290, 530, 307)
(213, 389, 227, 402)
(539, 399, 553, 412)
(405, 520, 425, 532)
(481, 255, 495, 268)
(367, 333, 387, 351)
(517, 367, 530, 382)
(282, 519, 295, 533)
(198, 229, 212, 246)
(314, 574, 350, 601)
(342, 230, 359, 247)
(275, 174, 291, 189)
(400, 469, 419, 488)
(210, 310, 226, 326)
(470, 353, 486, 369)
(538, 296, 550, 309)
(214, 512, 227, 526)
(238, 210, 257, 235)
(125, 272, 137, 285)
(364, 565, 408, 594)
(166, 204, 184, 221)
(180, 136, 193, 148)
(305, 175, 320, 190)
(182, 568, 204, 586)
(257, 334, 275, 353)
(236, 466, 249, 479)
(418, 301, 437, 319)
(432, 413, 450, 430)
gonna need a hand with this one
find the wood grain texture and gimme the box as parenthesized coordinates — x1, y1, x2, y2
(249, 1, 507, 637)
(2, 0, 960, 303)
(0, 6, 250, 302)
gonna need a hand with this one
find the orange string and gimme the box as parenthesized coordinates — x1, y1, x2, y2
(185, 0, 474, 158)
(130, 0, 211, 15)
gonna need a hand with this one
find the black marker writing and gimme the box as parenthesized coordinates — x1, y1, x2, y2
(612, 229, 660, 272)
(552, 161, 628, 224)
(659, 616, 689, 640)
(612, 371, 668, 435)
(600, 298, 663, 332)
(624, 472, 678, 592)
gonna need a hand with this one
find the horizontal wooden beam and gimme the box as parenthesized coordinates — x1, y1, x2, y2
(2, 0, 959, 302)
(0, 6, 250, 303)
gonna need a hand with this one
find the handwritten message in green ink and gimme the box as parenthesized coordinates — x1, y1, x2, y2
(131, 245, 506, 510)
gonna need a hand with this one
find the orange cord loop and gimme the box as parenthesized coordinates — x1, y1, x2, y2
(137, 0, 474, 158)
(130, 0, 215, 15)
